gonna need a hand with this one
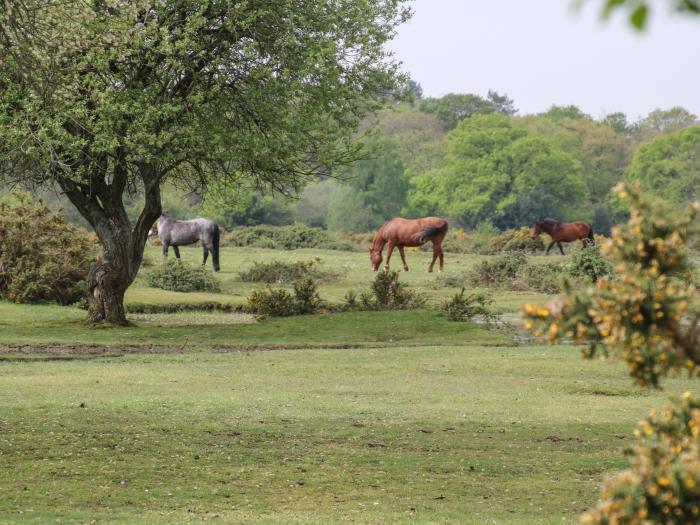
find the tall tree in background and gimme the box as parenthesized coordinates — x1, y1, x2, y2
(628, 125, 700, 205)
(436, 114, 588, 229)
(328, 134, 408, 232)
(0, 0, 410, 324)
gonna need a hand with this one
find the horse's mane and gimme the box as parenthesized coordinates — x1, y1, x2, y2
(539, 218, 561, 227)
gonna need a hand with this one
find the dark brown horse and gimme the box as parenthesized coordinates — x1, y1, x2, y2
(370, 217, 448, 272)
(531, 219, 594, 255)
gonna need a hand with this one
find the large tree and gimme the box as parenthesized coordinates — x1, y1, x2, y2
(433, 113, 588, 229)
(628, 125, 700, 205)
(0, 0, 409, 324)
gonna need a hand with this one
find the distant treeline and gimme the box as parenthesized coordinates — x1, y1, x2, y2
(4, 91, 699, 236)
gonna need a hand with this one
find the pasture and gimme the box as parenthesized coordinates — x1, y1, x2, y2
(0, 245, 693, 524)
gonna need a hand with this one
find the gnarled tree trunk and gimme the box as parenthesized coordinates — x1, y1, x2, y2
(58, 169, 162, 325)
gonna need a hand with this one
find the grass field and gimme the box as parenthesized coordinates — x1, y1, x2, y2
(0, 245, 688, 524)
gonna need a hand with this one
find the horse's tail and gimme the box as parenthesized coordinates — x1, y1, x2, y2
(587, 223, 594, 244)
(413, 222, 448, 243)
(212, 224, 220, 272)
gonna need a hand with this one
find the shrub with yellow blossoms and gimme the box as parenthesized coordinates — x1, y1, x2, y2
(523, 183, 700, 524)
(523, 183, 699, 388)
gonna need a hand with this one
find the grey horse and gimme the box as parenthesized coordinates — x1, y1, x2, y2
(150, 212, 220, 271)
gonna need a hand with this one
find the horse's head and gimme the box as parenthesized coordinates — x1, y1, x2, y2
(369, 249, 382, 272)
(531, 222, 542, 239)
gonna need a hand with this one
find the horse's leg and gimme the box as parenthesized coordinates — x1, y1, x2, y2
(383, 241, 395, 271)
(545, 241, 554, 255)
(435, 236, 445, 272)
(398, 246, 409, 271)
(558, 242, 565, 255)
(173, 245, 181, 259)
(202, 244, 209, 266)
(428, 242, 439, 273)
(163, 242, 169, 257)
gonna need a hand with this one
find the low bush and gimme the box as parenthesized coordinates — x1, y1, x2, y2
(223, 223, 353, 251)
(342, 271, 425, 311)
(146, 260, 221, 293)
(244, 278, 324, 318)
(441, 289, 497, 323)
(568, 245, 613, 282)
(239, 258, 341, 283)
(467, 253, 527, 288)
(0, 197, 97, 305)
(523, 263, 567, 294)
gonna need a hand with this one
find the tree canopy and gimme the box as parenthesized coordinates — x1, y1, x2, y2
(628, 125, 700, 205)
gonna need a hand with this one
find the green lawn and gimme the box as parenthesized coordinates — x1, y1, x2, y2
(1, 345, 692, 524)
(0, 246, 672, 524)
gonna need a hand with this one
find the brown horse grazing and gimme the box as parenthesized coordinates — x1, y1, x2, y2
(370, 217, 448, 272)
(531, 219, 594, 255)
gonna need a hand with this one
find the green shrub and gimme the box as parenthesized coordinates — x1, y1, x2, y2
(568, 245, 613, 282)
(467, 253, 527, 288)
(146, 260, 221, 293)
(0, 197, 97, 305)
(441, 289, 497, 323)
(223, 223, 353, 251)
(126, 302, 239, 314)
(244, 278, 324, 318)
(341, 271, 425, 311)
(239, 258, 340, 283)
(523, 263, 567, 294)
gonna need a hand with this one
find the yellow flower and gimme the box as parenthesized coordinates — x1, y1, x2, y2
(658, 477, 671, 487)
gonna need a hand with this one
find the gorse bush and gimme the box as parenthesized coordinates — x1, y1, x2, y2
(485, 227, 545, 254)
(223, 223, 352, 251)
(441, 288, 497, 323)
(146, 260, 221, 293)
(245, 278, 324, 318)
(0, 197, 97, 305)
(239, 258, 340, 283)
(523, 184, 700, 523)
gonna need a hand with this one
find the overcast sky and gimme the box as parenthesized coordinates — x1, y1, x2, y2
(387, 0, 700, 120)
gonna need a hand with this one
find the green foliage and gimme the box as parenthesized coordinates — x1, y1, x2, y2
(568, 245, 613, 283)
(292, 179, 340, 228)
(0, 198, 96, 305)
(523, 263, 567, 294)
(419, 93, 497, 130)
(146, 260, 221, 293)
(441, 289, 497, 323)
(239, 259, 340, 284)
(600, 0, 700, 29)
(540, 105, 591, 122)
(467, 253, 527, 288)
(628, 126, 700, 205)
(222, 223, 352, 251)
(435, 114, 588, 229)
(244, 278, 323, 318)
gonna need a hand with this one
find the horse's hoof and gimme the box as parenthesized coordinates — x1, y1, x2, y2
(404, 267, 409, 272)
